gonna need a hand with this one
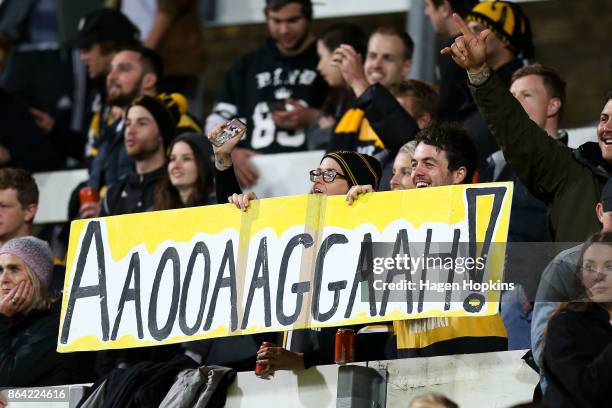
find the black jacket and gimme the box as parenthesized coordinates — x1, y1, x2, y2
(0, 303, 93, 387)
(543, 305, 612, 408)
(437, 36, 471, 122)
(470, 72, 611, 242)
(329, 83, 419, 158)
(0, 88, 65, 171)
(100, 165, 165, 217)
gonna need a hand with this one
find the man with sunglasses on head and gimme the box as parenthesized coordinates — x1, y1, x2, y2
(207, 121, 382, 376)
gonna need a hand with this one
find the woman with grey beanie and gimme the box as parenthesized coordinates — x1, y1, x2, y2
(0, 236, 92, 386)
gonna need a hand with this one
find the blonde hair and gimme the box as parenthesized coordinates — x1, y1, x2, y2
(409, 392, 459, 408)
(399, 140, 417, 156)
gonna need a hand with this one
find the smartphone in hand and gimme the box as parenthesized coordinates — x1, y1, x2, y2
(212, 118, 247, 147)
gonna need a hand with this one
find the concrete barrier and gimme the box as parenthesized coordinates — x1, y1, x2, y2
(1, 351, 538, 407)
(225, 350, 539, 407)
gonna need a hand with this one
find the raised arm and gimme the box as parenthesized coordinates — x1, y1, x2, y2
(442, 13, 582, 203)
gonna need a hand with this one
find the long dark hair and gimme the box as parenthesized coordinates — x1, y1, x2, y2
(318, 23, 367, 118)
(154, 136, 213, 210)
(549, 232, 612, 319)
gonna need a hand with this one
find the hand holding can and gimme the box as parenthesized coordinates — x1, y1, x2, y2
(79, 187, 100, 219)
(79, 187, 99, 206)
(255, 342, 275, 379)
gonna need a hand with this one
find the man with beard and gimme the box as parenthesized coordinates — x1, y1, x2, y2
(205, 0, 329, 188)
(86, 45, 163, 194)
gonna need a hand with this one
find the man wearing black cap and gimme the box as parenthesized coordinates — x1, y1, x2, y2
(29, 9, 140, 166)
(99, 94, 180, 217)
(531, 178, 612, 395)
(205, 0, 328, 188)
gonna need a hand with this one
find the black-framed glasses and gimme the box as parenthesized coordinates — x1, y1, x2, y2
(309, 168, 347, 183)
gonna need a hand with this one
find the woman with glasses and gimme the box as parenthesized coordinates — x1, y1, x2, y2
(208, 121, 381, 210)
(542, 231, 612, 407)
(207, 122, 382, 376)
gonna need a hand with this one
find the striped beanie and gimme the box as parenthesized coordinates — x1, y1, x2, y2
(323, 151, 382, 190)
(466, 1, 534, 59)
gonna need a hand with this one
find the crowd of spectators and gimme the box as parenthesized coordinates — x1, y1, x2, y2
(0, 0, 610, 406)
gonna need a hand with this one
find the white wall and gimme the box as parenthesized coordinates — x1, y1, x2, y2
(225, 350, 539, 407)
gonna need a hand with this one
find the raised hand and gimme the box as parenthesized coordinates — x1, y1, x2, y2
(208, 121, 243, 157)
(440, 13, 491, 73)
(332, 44, 369, 97)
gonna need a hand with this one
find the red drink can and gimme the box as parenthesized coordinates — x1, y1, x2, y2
(79, 187, 99, 206)
(255, 342, 273, 376)
(334, 328, 355, 364)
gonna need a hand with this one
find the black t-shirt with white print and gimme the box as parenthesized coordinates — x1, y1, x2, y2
(211, 38, 329, 153)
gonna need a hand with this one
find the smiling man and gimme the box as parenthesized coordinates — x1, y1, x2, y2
(410, 122, 478, 189)
(345, 123, 508, 358)
(329, 26, 415, 161)
(205, 0, 328, 188)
